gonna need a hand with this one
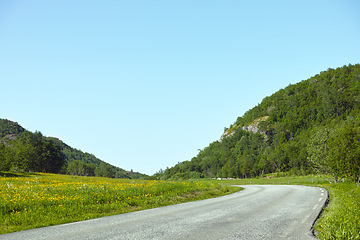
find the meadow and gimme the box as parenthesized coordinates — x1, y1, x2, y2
(222, 174, 360, 240)
(0, 172, 238, 234)
(1, 173, 359, 239)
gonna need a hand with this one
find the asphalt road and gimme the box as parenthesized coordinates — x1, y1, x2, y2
(1, 185, 328, 240)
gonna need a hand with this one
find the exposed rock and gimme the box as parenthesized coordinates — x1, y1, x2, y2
(220, 116, 269, 142)
(4, 134, 18, 140)
(242, 116, 269, 135)
(219, 128, 236, 142)
(1, 134, 18, 146)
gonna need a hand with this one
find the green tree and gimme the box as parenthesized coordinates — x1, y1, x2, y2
(67, 160, 86, 176)
(67, 160, 96, 176)
(115, 171, 128, 178)
(8, 131, 65, 173)
(0, 143, 9, 171)
(307, 127, 331, 173)
(327, 123, 360, 183)
(95, 162, 115, 178)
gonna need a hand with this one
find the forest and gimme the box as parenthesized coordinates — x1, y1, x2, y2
(157, 64, 360, 183)
(0, 119, 147, 179)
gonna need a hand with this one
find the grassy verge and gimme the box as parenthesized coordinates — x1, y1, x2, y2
(0, 172, 239, 234)
(220, 174, 360, 240)
(3, 173, 357, 239)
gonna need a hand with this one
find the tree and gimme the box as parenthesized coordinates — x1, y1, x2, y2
(67, 160, 85, 176)
(0, 143, 9, 171)
(67, 160, 96, 176)
(40, 139, 66, 173)
(307, 127, 331, 173)
(95, 162, 115, 178)
(115, 171, 127, 178)
(327, 123, 360, 183)
(8, 131, 65, 173)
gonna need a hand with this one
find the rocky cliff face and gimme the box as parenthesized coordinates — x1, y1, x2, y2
(220, 116, 269, 142)
(241, 116, 269, 134)
(220, 127, 236, 142)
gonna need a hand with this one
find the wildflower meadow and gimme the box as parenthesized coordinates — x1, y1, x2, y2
(0, 172, 236, 234)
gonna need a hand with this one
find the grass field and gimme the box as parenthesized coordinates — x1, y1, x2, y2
(0, 172, 239, 234)
(1, 173, 359, 239)
(221, 174, 360, 240)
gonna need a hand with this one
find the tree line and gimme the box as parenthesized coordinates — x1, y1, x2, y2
(0, 131, 64, 173)
(0, 120, 148, 179)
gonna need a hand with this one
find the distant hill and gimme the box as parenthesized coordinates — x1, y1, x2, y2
(0, 119, 148, 179)
(159, 64, 360, 182)
(0, 119, 25, 140)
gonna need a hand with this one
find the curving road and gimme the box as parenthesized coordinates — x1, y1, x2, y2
(1, 185, 327, 240)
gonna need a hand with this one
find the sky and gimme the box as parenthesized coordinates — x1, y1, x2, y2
(1, 1, 359, 175)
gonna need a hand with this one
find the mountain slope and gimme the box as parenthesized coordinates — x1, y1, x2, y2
(160, 64, 360, 181)
(0, 119, 25, 141)
(0, 119, 148, 179)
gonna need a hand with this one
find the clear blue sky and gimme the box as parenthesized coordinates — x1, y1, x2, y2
(1, 1, 359, 175)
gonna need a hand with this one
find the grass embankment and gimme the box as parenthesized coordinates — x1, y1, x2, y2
(222, 174, 360, 240)
(0, 172, 239, 234)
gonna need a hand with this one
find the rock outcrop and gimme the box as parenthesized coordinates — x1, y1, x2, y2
(242, 116, 269, 134)
(220, 116, 269, 142)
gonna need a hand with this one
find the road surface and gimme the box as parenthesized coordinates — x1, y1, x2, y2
(1, 185, 328, 240)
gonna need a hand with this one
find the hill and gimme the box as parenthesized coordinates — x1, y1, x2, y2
(159, 64, 360, 182)
(0, 119, 148, 179)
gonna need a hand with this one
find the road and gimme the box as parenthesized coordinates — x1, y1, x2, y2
(1, 185, 327, 240)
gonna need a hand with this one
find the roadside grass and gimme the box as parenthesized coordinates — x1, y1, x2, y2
(0, 172, 239, 234)
(2, 173, 358, 239)
(220, 174, 360, 240)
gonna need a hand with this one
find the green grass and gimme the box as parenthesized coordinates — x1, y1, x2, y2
(0, 172, 239, 234)
(315, 183, 360, 240)
(2, 172, 358, 239)
(220, 174, 360, 240)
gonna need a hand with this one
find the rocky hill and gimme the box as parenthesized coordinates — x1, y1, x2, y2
(159, 64, 360, 182)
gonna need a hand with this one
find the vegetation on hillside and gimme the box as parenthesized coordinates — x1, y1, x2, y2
(0, 131, 64, 173)
(159, 64, 360, 182)
(0, 120, 147, 179)
(0, 119, 25, 139)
